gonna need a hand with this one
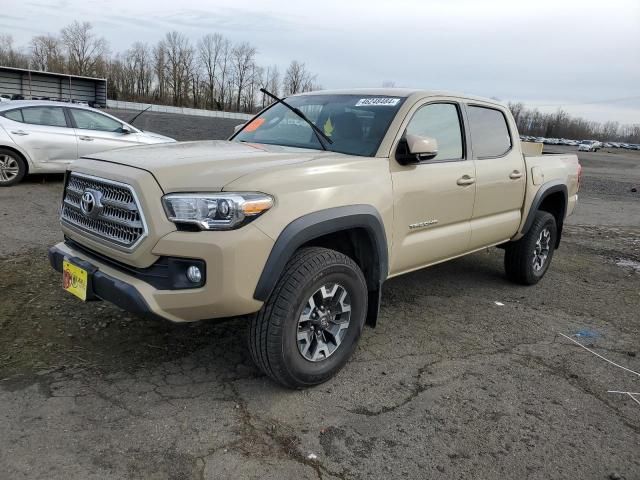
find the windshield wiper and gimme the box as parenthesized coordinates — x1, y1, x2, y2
(259, 88, 333, 150)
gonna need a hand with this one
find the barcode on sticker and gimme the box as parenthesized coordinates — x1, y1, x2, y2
(355, 97, 400, 107)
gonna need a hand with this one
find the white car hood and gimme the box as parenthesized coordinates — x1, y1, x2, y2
(138, 130, 176, 143)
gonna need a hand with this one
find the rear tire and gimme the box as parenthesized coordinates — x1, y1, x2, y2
(0, 149, 26, 187)
(504, 211, 557, 285)
(248, 247, 368, 389)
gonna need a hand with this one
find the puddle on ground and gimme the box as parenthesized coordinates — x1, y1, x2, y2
(616, 259, 640, 272)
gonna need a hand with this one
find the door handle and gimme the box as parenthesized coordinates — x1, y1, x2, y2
(11, 130, 29, 136)
(79, 136, 94, 141)
(456, 175, 476, 186)
(509, 170, 523, 179)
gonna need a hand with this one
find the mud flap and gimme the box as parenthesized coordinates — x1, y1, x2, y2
(366, 286, 382, 327)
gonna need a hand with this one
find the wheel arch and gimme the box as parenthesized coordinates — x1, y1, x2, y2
(253, 205, 388, 326)
(521, 181, 567, 248)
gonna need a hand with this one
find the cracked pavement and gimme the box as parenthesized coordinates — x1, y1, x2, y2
(1, 122, 639, 479)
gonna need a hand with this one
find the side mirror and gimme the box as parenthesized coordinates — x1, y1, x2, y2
(233, 123, 245, 134)
(396, 134, 438, 164)
(120, 126, 133, 134)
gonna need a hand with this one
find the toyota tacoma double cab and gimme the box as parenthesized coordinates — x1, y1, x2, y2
(49, 89, 581, 388)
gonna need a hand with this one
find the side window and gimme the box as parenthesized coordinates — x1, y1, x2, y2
(22, 107, 68, 127)
(467, 106, 512, 158)
(405, 103, 463, 161)
(70, 109, 122, 132)
(4, 109, 23, 122)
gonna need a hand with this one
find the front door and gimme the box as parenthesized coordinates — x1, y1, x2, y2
(389, 101, 476, 276)
(68, 108, 140, 158)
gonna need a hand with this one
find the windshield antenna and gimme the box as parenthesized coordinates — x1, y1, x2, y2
(128, 105, 153, 127)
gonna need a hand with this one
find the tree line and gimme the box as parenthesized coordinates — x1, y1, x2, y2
(1, 23, 637, 139)
(508, 102, 640, 143)
(0, 22, 321, 113)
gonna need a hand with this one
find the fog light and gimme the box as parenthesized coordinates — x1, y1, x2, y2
(186, 265, 202, 284)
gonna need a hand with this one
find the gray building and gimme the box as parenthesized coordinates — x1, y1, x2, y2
(0, 66, 107, 106)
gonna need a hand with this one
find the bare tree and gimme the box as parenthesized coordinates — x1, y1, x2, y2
(0, 34, 29, 68)
(163, 31, 194, 106)
(257, 65, 280, 108)
(245, 64, 262, 111)
(128, 42, 152, 98)
(231, 42, 256, 112)
(198, 33, 226, 109)
(267, 65, 280, 97)
(30, 35, 65, 72)
(283, 60, 318, 95)
(60, 21, 108, 76)
(153, 41, 167, 102)
(215, 38, 232, 109)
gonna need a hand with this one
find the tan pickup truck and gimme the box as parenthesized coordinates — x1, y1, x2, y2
(49, 89, 581, 388)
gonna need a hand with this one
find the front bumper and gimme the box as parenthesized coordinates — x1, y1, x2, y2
(49, 245, 163, 321)
(48, 224, 275, 322)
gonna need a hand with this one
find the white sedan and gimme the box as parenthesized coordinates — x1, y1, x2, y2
(578, 141, 600, 152)
(0, 101, 175, 186)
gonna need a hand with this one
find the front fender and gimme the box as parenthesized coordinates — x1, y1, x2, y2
(253, 204, 388, 302)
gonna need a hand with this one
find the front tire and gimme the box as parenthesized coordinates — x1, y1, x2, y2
(0, 149, 26, 187)
(504, 211, 557, 285)
(248, 247, 368, 388)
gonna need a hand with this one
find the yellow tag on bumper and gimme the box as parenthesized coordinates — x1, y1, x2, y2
(63, 260, 88, 301)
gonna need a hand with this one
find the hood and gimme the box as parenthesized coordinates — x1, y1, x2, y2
(83, 140, 333, 192)
(138, 130, 177, 143)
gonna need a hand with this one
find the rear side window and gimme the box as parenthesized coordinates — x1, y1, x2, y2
(4, 109, 23, 122)
(22, 107, 68, 127)
(405, 103, 464, 161)
(468, 106, 512, 158)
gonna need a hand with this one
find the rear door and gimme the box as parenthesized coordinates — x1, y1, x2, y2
(465, 104, 526, 249)
(68, 108, 141, 157)
(5, 106, 77, 167)
(389, 100, 476, 275)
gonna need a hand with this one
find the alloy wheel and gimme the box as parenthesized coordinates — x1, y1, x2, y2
(532, 227, 551, 271)
(297, 282, 352, 362)
(0, 154, 19, 183)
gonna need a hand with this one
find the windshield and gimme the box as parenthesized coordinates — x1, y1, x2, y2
(232, 94, 405, 156)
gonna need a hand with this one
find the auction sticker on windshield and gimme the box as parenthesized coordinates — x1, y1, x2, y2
(63, 260, 88, 301)
(355, 97, 400, 107)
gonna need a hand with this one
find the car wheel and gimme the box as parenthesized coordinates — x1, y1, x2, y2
(0, 149, 27, 186)
(504, 211, 557, 285)
(248, 247, 368, 388)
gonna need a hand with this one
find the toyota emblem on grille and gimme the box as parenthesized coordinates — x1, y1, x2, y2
(80, 189, 102, 218)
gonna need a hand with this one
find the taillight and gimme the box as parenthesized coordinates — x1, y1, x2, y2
(577, 163, 583, 192)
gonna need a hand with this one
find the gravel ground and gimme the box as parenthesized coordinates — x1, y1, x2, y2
(105, 108, 241, 141)
(0, 112, 639, 480)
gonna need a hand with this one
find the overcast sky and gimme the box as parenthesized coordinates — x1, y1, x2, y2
(3, 0, 639, 123)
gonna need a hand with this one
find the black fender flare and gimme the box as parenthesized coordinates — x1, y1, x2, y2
(253, 205, 389, 302)
(521, 180, 568, 246)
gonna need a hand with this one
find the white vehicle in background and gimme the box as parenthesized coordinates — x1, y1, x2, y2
(0, 95, 11, 103)
(0, 101, 175, 186)
(578, 140, 600, 152)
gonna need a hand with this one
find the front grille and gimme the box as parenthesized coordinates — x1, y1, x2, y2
(61, 173, 147, 250)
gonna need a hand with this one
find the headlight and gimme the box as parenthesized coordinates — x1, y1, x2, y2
(162, 193, 274, 230)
